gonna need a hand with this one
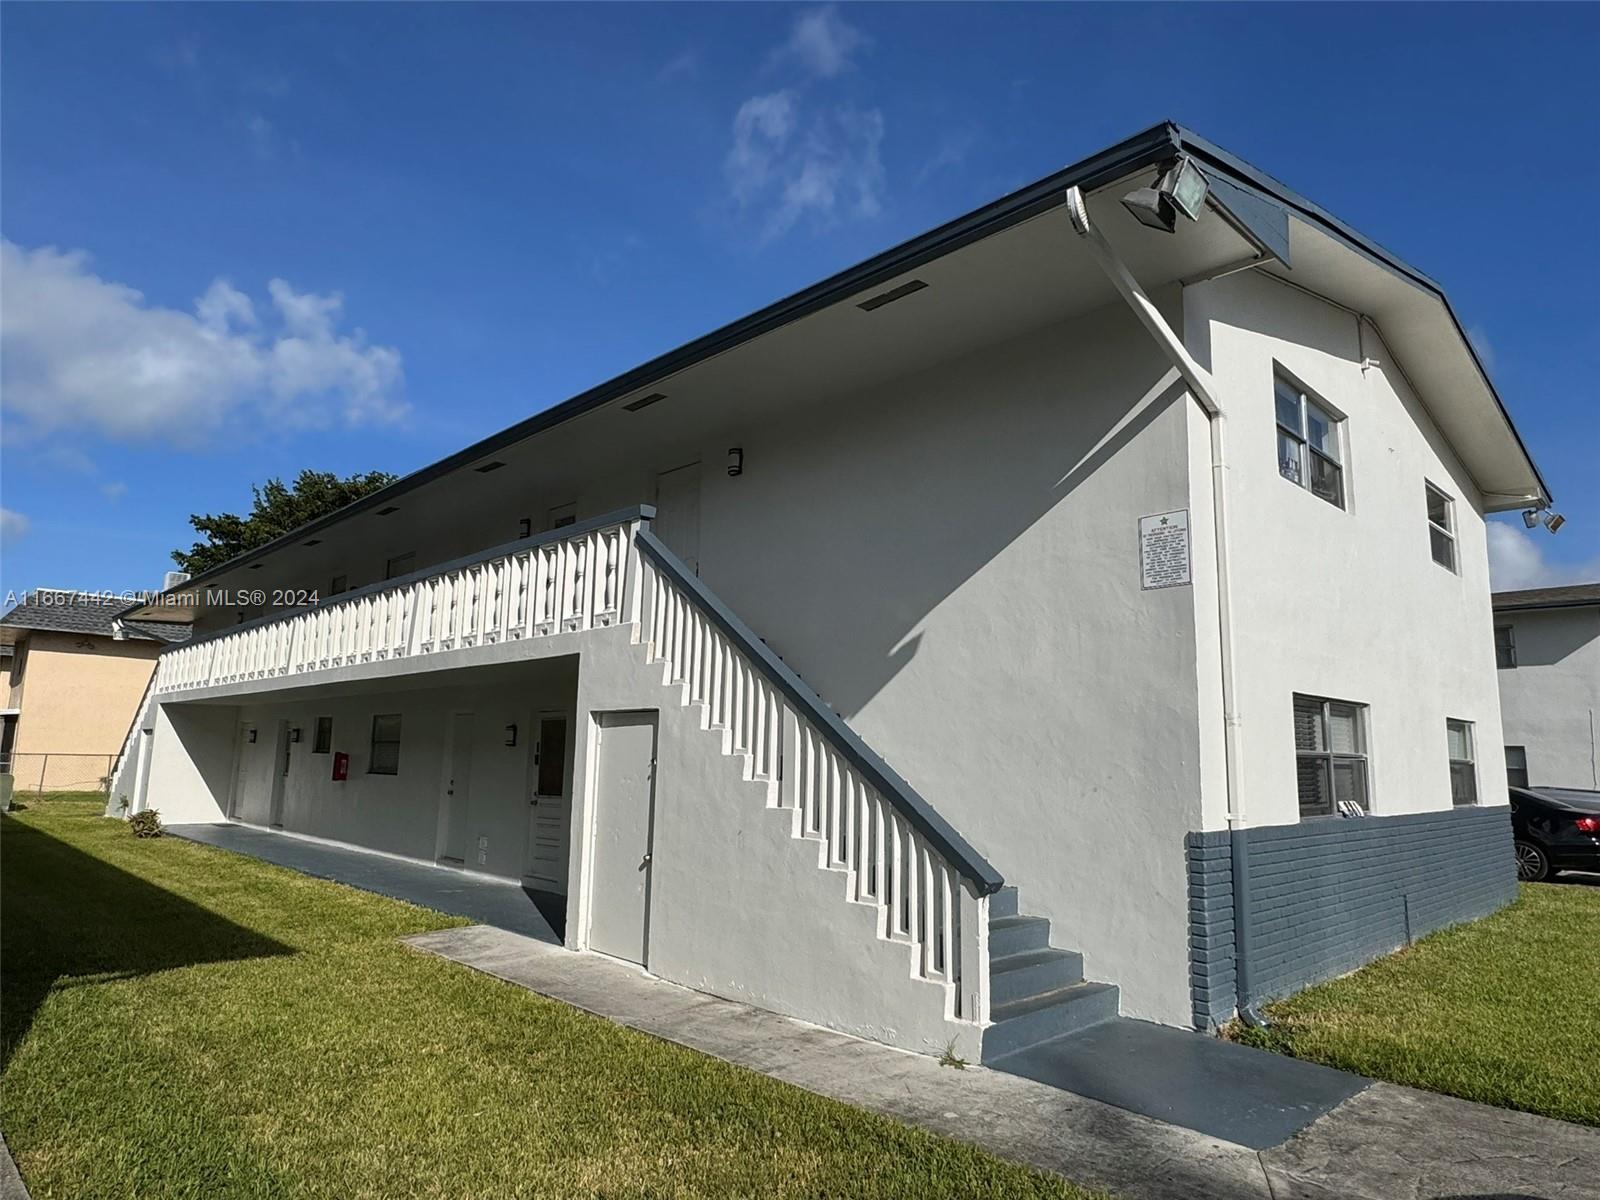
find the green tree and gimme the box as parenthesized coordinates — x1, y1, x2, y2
(172, 469, 398, 575)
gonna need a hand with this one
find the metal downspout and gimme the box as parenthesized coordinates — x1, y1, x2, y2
(1063, 187, 1265, 1026)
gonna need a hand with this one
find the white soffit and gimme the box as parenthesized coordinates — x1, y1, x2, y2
(1264, 217, 1544, 509)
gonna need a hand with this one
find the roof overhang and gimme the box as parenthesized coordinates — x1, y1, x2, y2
(121, 122, 1550, 625)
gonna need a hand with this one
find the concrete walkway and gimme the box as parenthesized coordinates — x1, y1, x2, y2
(170, 822, 564, 941)
(406, 924, 1600, 1200)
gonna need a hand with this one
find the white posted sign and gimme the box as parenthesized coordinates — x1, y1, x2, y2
(1139, 509, 1191, 590)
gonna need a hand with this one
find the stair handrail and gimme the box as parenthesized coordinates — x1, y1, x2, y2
(633, 526, 1004, 896)
(107, 667, 158, 801)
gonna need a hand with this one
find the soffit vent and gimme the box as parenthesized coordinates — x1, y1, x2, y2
(857, 279, 928, 312)
(474, 460, 507, 473)
(623, 392, 667, 413)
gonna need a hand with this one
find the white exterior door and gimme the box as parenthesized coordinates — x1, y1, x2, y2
(230, 724, 251, 819)
(439, 712, 474, 864)
(268, 720, 290, 828)
(587, 712, 658, 966)
(524, 714, 571, 892)
(653, 463, 701, 574)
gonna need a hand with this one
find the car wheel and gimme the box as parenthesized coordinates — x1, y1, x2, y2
(1514, 840, 1550, 882)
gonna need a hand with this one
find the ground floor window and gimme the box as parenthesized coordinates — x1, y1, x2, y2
(369, 714, 402, 775)
(1447, 719, 1477, 806)
(1505, 745, 1529, 789)
(1294, 693, 1369, 817)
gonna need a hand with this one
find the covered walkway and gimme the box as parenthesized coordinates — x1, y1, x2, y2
(170, 821, 565, 942)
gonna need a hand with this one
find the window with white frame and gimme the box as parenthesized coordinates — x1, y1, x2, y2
(369, 714, 402, 775)
(1494, 624, 1516, 669)
(1275, 373, 1345, 508)
(1293, 694, 1369, 817)
(1505, 745, 1529, 789)
(1426, 481, 1457, 572)
(1447, 719, 1477, 806)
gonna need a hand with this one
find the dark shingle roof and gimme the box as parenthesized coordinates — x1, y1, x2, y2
(1492, 582, 1600, 612)
(0, 590, 190, 644)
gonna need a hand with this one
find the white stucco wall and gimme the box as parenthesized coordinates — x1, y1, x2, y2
(155, 300, 1211, 1027)
(1496, 605, 1600, 789)
(1185, 270, 1507, 828)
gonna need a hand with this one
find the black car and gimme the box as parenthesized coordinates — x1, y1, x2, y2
(1509, 786, 1600, 881)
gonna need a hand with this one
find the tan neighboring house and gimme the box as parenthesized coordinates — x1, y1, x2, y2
(1, 590, 189, 794)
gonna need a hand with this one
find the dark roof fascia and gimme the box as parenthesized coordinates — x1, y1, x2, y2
(1172, 126, 1551, 507)
(118, 123, 1185, 619)
(1492, 587, 1600, 613)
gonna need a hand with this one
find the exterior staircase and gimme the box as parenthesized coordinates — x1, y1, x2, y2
(983, 885, 1119, 1062)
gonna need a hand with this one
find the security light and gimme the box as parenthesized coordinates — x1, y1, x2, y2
(1120, 156, 1209, 233)
(1522, 508, 1541, 528)
(504, 724, 518, 747)
(1544, 512, 1566, 533)
(727, 447, 744, 477)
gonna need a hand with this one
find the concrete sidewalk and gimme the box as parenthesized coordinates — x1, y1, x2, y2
(405, 924, 1600, 1200)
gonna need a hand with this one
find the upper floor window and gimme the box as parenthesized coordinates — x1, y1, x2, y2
(1505, 745, 1529, 789)
(1426, 482, 1457, 572)
(1447, 719, 1477, 806)
(1494, 624, 1516, 669)
(1294, 693, 1369, 817)
(1274, 374, 1345, 508)
(330, 574, 349, 596)
(384, 552, 416, 580)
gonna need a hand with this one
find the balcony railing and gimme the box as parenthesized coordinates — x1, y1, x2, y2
(156, 507, 648, 694)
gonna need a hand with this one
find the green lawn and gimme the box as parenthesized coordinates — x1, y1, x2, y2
(1231, 881, 1600, 1126)
(1, 798, 1094, 1199)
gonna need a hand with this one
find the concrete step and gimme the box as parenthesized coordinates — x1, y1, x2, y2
(989, 885, 1019, 919)
(981, 981, 1120, 1061)
(988, 913, 1050, 958)
(989, 946, 1085, 1005)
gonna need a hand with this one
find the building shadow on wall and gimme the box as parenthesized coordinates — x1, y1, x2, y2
(0, 813, 292, 1072)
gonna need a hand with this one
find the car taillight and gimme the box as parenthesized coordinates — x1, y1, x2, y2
(1575, 816, 1600, 834)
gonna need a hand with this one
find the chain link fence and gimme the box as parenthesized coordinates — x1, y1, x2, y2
(1, 752, 117, 795)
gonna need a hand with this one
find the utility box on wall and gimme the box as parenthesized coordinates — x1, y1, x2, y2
(332, 751, 349, 781)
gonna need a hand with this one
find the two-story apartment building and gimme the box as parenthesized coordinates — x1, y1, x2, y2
(1494, 583, 1600, 791)
(111, 124, 1546, 1063)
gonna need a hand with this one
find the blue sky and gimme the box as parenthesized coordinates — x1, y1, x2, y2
(2, 2, 1596, 600)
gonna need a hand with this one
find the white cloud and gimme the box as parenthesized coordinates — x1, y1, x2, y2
(0, 239, 406, 446)
(725, 91, 885, 242)
(0, 508, 28, 540)
(1487, 520, 1600, 590)
(781, 6, 867, 78)
(658, 49, 699, 81)
(724, 7, 883, 244)
(101, 481, 129, 503)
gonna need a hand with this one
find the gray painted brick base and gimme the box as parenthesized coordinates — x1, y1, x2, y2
(1185, 806, 1517, 1028)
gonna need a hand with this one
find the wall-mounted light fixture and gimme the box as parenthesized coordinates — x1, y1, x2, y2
(727, 447, 744, 477)
(504, 724, 518, 747)
(1544, 512, 1566, 534)
(1523, 508, 1541, 528)
(247, 729, 258, 743)
(1121, 156, 1210, 233)
(289, 728, 302, 743)
(518, 517, 532, 539)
